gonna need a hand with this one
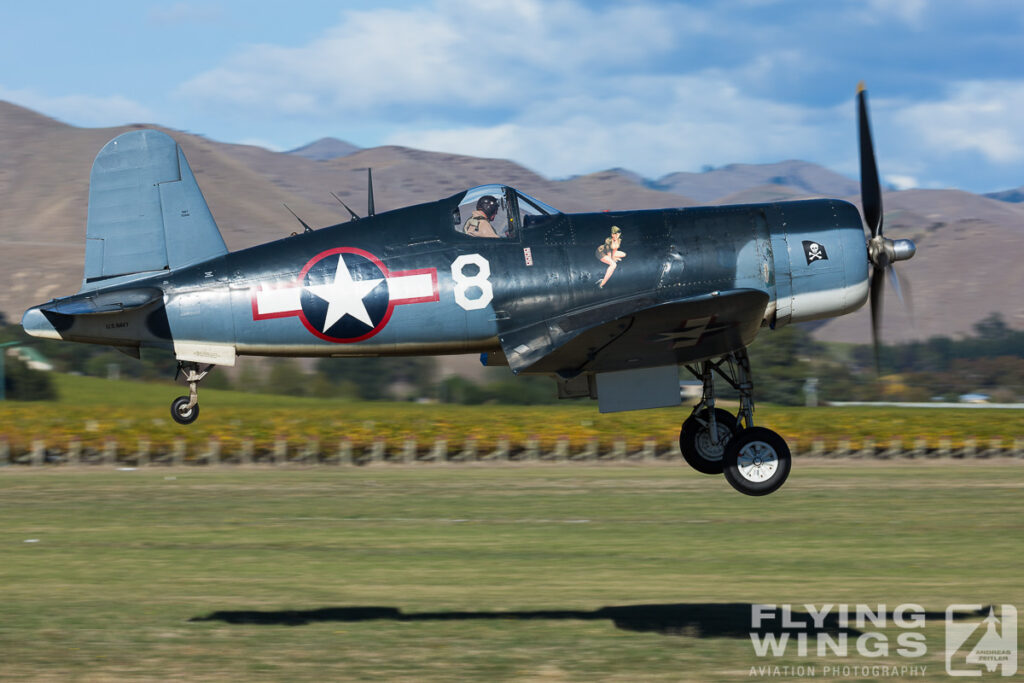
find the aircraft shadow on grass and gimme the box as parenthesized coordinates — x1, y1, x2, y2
(190, 603, 985, 637)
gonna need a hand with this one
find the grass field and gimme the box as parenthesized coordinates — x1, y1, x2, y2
(0, 374, 1020, 454)
(1, 463, 1022, 681)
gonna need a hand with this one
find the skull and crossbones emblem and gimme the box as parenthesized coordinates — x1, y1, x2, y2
(802, 240, 829, 264)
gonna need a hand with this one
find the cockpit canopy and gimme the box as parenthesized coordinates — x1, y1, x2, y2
(453, 185, 560, 240)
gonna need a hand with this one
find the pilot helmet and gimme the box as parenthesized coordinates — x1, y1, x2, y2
(476, 195, 499, 220)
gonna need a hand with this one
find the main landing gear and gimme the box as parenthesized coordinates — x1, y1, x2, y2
(170, 362, 214, 425)
(679, 349, 791, 496)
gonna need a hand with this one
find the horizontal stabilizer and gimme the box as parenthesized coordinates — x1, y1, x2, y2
(84, 130, 227, 287)
(40, 287, 163, 316)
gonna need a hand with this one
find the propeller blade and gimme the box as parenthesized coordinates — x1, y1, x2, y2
(886, 265, 916, 329)
(858, 82, 883, 238)
(870, 265, 885, 373)
(886, 264, 903, 306)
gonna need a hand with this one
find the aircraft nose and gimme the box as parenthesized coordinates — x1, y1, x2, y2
(21, 307, 62, 340)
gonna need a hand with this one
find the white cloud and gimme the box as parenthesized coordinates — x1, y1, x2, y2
(176, 0, 842, 178)
(385, 76, 841, 178)
(177, 1, 700, 117)
(166, 0, 1024, 188)
(179, 6, 473, 113)
(0, 87, 155, 127)
(863, 0, 928, 27)
(893, 80, 1024, 164)
(885, 174, 917, 190)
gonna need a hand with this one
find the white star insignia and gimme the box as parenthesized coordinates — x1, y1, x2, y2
(304, 254, 383, 332)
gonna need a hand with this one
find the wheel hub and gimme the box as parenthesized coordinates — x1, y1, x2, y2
(737, 441, 778, 482)
(695, 423, 731, 460)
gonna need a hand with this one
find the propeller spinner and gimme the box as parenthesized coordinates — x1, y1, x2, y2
(857, 82, 916, 367)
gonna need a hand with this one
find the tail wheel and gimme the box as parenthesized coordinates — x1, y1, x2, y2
(171, 396, 199, 425)
(723, 427, 791, 496)
(679, 408, 737, 474)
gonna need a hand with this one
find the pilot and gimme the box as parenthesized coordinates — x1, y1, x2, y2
(464, 196, 501, 238)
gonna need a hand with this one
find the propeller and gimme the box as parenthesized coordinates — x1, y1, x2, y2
(857, 82, 916, 370)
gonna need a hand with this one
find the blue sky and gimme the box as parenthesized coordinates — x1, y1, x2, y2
(2, 0, 1023, 192)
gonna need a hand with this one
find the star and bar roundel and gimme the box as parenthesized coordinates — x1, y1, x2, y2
(251, 247, 439, 343)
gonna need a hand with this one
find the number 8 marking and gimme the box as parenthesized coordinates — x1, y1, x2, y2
(452, 254, 493, 311)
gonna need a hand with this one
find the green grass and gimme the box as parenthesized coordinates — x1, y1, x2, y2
(1, 464, 1022, 681)
(0, 374, 1020, 454)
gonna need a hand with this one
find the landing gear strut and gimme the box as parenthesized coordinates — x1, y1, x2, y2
(171, 362, 213, 425)
(680, 349, 791, 496)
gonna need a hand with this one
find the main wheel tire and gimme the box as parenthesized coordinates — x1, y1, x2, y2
(170, 396, 199, 425)
(679, 408, 737, 474)
(723, 427, 791, 496)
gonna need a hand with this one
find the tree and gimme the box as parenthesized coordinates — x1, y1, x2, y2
(3, 355, 57, 401)
(315, 356, 438, 400)
(265, 359, 309, 397)
(973, 312, 1011, 341)
(746, 325, 821, 405)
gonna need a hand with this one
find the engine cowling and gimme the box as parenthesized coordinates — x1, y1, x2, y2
(768, 199, 870, 327)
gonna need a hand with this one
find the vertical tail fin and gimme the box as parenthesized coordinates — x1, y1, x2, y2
(83, 129, 228, 289)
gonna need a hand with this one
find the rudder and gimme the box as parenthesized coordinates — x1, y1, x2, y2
(83, 129, 228, 287)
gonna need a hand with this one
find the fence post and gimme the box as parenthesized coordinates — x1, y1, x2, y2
(455, 439, 477, 462)
(936, 438, 952, 458)
(136, 439, 150, 467)
(960, 437, 976, 459)
(103, 440, 119, 466)
(238, 439, 253, 465)
(487, 438, 510, 461)
(858, 437, 875, 459)
(170, 439, 185, 466)
(206, 439, 221, 465)
(641, 439, 657, 461)
(521, 438, 539, 461)
(337, 439, 352, 465)
(609, 439, 627, 461)
(574, 439, 598, 461)
(67, 440, 81, 466)
(398, 439, 416, 464)
(367, 439, 386, 464)
(425, 439, 446, 462)
(834, 439, 851, 458)
(548, 438, 569, 461)
(272, 440, 288, 464)
(0, 438, 8, 466)
(30, 440, 45, 467)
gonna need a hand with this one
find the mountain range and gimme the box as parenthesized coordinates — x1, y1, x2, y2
(1, 100, 1022, 347)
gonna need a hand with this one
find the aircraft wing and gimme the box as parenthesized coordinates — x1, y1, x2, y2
(499, 289, 770, 376)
